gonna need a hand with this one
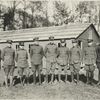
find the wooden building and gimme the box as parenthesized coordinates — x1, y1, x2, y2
(0, 23, 99, 67)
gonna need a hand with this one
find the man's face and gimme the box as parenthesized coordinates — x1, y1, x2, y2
(50, 40, 54, 44)
(88, 42, 92, 46)
(19, 45, 24, 49)
(7, 43, 12, 47)
(61, 42, 65, 46)
(34, 40, 39, 45)
(73, 42, 77, 47)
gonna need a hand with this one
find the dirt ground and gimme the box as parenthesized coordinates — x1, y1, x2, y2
(0, 80, 100, 100)
(0, 68, 100, 100)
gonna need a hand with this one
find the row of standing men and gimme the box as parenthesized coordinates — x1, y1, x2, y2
(0, 36, 100, 87)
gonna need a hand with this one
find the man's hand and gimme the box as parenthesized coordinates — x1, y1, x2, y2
(82, 63, 85, 67)
(94, 63, 97, 68)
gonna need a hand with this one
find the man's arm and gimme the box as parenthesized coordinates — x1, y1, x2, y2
(1, 49, 5, 61)
(44, 45, 48, 57)
(41, 47, 44, 58)
(30, 46, 33, 59)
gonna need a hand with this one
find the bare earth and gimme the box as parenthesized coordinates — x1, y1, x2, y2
(0, 81, 100, 100)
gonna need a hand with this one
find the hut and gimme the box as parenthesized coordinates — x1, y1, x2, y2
(0, 23, 99, 67)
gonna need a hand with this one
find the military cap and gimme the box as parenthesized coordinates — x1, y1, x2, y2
(6, 39, 13, 44)
(87, 39, 93, 43)
(33, 37, 39, 42)
(49, 36, 54, 40)
(60, 39, 66, 43)
(72, 39, 77, 43)
(19, 42, 24, 46)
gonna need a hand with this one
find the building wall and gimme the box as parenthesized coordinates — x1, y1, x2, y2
(77, 26, 100, 49)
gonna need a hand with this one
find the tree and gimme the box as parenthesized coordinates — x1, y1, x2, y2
(28, 1, 51, 27)
(1, 1, 20, 31)
(75, 1, 98, 24)
(53, 1, 72, 25)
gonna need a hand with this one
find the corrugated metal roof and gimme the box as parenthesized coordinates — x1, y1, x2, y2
(0, 23, 91, 42)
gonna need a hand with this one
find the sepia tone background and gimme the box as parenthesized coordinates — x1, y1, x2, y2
(0, 0, 100, 100)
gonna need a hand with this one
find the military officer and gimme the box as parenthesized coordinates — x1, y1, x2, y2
(1, 40, 15, 87)
(44, 36, 58, 84)
(83, 39, 96, 85)
(15, 42, 29, 86)
(96, 43, 100, 85)
(30, 37, 44, 85)
(57, 39, 69, 83)
(70, 39, 82, 84)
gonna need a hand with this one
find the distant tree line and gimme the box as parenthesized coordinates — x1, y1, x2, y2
(0, 0, 99, 31)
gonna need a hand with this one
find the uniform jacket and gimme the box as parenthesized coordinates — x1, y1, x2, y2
(30, 44, 44, 65)
(57, 46, 69, 65)
(1, 46, 15, 66)
(83, 46, 96, 64)
(16, 48, 28, 68)
(96, 45, 100, 62)
(70, 46, 82, 64)
(44, 43, 58, 63)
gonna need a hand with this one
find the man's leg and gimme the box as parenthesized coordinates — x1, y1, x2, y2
(90, 65, 95, 85)
(31, 64, 36, 85)
(51, 63, 56, 83)
(75, 63, 80, 83)
(86, 70, 89, 84)
(25, 68, 29, 85)
(19, 68, 23, 85)
(64, 65, 68, 83)
(98, 70, 100, 85)
(58, 65, 61, 82)
(9, 66, 15, 86)
(97, 63, 100, 85)
(22, 68, 26, 86)
(45, 61, 50, 83)
(4, 67, 9, 87)
(70, 64, 74, 83)
(33, 69, 36, 84)
(38, 64, 42, 85)
(84, 65, 90, 84)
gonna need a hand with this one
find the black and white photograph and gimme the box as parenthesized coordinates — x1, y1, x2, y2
(0, 0, 100, 100)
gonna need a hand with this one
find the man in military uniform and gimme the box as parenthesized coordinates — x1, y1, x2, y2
(1, 40, 15, 87)
(30, 37, 44, 85)
(96, 43, 100, 85)
(44, 36, 58, 84)
(15, 42, 29, 86)
(70, 39, 82, 84)
(83, 39, 96, 85)
(57, 39, 69, 83)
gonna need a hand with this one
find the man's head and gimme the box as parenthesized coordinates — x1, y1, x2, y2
(60, 39, 66, 47)
(87, 39, 93, 46)
(72, 39, 77, 47)
(19, 42, 24, 49)
(6, 40, 13, 47)
(33, 37, 39, 45)
(49, 36, 54, 43)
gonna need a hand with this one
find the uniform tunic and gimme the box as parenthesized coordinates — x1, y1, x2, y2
(16, 48, 28, 68)
(83, 46, 96, 65)
(30, 44, 44, 65)
(70, 46, 82, 72)
(1, 46, 15, 67)
(44, 43, 58, 72)
(57, 46, 69, 73)
(57, 46, 69, 66)
(83, 46, 96, 71)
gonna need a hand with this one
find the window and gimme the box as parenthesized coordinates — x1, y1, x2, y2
(29, 44, 33, 53)
(16, 45, 19, 50)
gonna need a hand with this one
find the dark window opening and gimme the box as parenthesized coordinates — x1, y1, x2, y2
(16, 45, 19, 50)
